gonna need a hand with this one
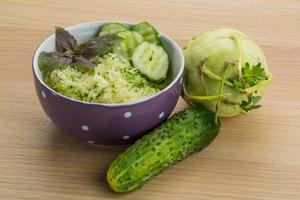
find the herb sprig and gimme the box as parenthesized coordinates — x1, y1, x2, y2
(231, 63, 269, 112)
(38, 26, 122, 72)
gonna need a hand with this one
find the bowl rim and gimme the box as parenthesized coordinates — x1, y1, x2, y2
(32, 20, 184, 107)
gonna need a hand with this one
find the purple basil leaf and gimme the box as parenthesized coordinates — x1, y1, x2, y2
(63, 49, 76, 58)
(38, 51, 72, 72)
(55, 26, 77, 53)
(82, 35, 122, 58)
(73, 43, 86, 56)
(73, 56, 95, 68)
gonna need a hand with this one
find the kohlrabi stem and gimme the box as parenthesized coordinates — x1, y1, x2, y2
(244, 75, 273, 94)
(183, 83, 231, 102)
(202, 65, 244, 93)
(186, 93, 231, 101)
(214, 63, 232, 123)
(232, 35, 243, 79)
(199, 60, 208, 95)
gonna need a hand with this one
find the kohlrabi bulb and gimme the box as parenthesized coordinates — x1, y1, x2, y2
(183, 28, 273, 117)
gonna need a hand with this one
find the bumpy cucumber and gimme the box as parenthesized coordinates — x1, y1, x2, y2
(112, 31, 144, 58)
(132, 41, 169, 81)
(107, 107, 220, 193)
(131, 22, 160, 44)
(98, 23, 128, 36)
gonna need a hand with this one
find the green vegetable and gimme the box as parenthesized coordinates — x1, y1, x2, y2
(132, 41, 169, 82)
(107, 107, 220, 193)
(131, 22, 160, 44)
(98, 23, 128, 36)
(39, 23, 171, 104)
(183, 28, 273, 117)
(112, 30, 144, 58)
(44, 54, 159, 103)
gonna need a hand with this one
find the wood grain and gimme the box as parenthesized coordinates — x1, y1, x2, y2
(0, 0, 300, 199)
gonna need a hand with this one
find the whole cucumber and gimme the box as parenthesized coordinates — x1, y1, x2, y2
(107, 107, 220, 193)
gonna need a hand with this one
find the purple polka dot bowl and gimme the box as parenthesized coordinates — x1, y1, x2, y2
(32, 21, 184, 146)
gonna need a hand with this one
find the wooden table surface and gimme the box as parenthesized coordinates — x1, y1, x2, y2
(1, 0, 300, 199)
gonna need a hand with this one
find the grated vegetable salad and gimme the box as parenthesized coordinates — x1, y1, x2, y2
(44, 54, 160, 103)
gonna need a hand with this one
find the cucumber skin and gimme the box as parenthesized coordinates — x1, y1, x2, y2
(107, 107, 220, 193)
(131, 22, 161, 44)
(98, 22, 128, 36)
(113, 31, 144, 58)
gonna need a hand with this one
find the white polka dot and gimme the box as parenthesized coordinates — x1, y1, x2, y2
(51, 92, 57, 96)
(124, 112, 132, 118)
(41, 91, 46, 98)
(159, 112, 165, 119)
(180, 77, 183, 84)
(122, 135, 130, 140)
(87, 140, 94, 144)
(81, 125, 89, 131)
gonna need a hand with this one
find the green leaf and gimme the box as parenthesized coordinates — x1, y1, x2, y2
(242, 63, 268, 87)
(251, 95, 262, 105)
(232, 79, 245, 90)
(240, 94, 262, 112)
(228, 63, 267, 112)
(230, 62, 269, 91)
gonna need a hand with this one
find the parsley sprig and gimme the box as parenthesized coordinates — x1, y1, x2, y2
(231, 63, 269, 112)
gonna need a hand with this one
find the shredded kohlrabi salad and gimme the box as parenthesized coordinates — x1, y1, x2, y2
(38, 22, 171, 103)
(44, 54, 160, 103)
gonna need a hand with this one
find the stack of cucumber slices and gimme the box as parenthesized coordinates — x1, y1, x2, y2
(98, 22, 169, 82)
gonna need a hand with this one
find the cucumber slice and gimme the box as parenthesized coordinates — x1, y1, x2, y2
(98, 23, 128, 36)
(131, 22, 160, 44)
(112, 31, 144, 58)
(132, 41, 169, 81)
